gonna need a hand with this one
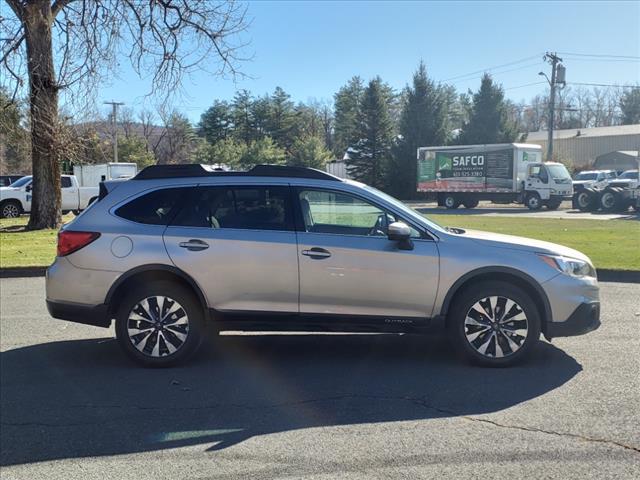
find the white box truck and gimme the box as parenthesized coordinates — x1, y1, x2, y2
(417, 143, 574, 210)
(73, 162, 138, 187)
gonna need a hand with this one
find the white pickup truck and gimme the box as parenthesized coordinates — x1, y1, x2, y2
(0, 175, 99, 218)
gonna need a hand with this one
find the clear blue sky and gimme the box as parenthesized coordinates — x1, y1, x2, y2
(99, 0, 640, 122)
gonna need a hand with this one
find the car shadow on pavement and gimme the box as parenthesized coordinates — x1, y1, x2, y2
(0, 333, 582, 466)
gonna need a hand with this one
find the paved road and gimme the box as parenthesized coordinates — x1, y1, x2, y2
(1, 278, 639, 479)
(405, 201, 639, 220)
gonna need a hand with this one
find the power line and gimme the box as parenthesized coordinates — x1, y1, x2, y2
(568, 82, 640, 88)
(559, 52, 640, 60)
(504, 81, 547, 91)
(449, 62, 544, 85)
(442, 54, 542, 82)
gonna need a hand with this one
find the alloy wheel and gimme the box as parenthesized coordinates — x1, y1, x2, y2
(127, 296, 190, 357)
(2, 204, 20, 218)
(464, 296, 529, 358)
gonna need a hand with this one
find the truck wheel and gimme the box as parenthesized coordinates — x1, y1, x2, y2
(525, 193, 542, 210)
(115, 281, 205, 367)
(599, 189, 620, 212)
(447, 281, 541, 367)
(462, 199, 479, 209)
(576, 189, 597, 212)
(443, 195, 460, 209)
(0, 200, 22, 218)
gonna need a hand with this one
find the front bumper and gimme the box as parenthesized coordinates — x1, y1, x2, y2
(46, 300, 111, 328)
(545, 301, 600, 338)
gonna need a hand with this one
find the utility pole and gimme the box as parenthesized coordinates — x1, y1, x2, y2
(539, 53, 565, 161)
(104, 101, 125, 163)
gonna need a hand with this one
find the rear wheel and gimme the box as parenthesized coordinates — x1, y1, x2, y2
(0, 200, 22, 218)
(115, 281, 205, 367)
(462, 199, 479, 209)
(447, 282, 541, 367)
(443, 194, 460, 209)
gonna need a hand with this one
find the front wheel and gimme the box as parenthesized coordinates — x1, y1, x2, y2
(525, 193, 542, 210)
(447, 281, 541, 367)
(115, 281, 205, 367)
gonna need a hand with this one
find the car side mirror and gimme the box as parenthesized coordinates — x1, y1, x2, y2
(25, 184, 32, 192)
(388, 222, 413, 250)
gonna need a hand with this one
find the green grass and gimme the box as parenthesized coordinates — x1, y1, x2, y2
(0, 214, 74, 269)
(1, 213, 638, 271)
(429, 215, 640, 271)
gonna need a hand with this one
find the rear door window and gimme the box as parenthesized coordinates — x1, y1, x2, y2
(171, 186, 294, 231)
(61, 177, 72, 188)
(115, 188, 190, 225)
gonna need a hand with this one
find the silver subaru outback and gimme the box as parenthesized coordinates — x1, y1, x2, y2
(46, 164, 600, 367)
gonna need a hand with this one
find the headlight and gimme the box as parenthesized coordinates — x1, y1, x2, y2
(539, 254, 596, 278)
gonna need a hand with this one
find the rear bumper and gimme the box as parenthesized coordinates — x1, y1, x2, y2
(46, 300, 111, 328)
(546, 301, 600, 338)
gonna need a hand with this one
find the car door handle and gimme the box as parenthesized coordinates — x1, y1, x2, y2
(179, 239, 209, 251)
(302, 247, 331, 259)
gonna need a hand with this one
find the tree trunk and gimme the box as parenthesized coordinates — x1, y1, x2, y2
(24, 1, 61, 230)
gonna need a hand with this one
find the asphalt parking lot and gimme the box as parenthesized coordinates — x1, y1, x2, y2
(1, 277, 639, 479)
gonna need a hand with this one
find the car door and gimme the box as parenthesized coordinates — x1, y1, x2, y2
(163, 184, 299, 314)
(60, 176, 77, 210)
(295, 188, 440, 321)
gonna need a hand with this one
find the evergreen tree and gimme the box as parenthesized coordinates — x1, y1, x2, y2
(288, 135, 332, 169)
(198, 100, 233, 144)
(620, 88, 640, 125)
(458, 74, 518, 144)
(346, 77, 394, 189)
(267, 87, 296, 150)
(231, 90, 256, 144)
(390, 62, 448, 197)
(239, 137, 286, 168)
(333, 76, 364, 157)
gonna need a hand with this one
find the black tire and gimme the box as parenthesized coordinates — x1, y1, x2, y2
(443, 194, 460, 209)
(0, 200, 23, 218)
(447, 281, 541, 367)
(525, 193, 542, 210)
(545, 199, 562, 210)
(599, 189, 620, 212)
(576, 189, 598, 212)
(115, 280, 205, 367)
(462, 199, 479, 209)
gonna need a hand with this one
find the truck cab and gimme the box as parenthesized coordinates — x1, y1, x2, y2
(523, 162, 574, 210)
(0, 175, 99, 218)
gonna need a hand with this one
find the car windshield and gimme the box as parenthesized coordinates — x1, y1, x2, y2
(361, 184, 447, 234)
(574, 172, 597, 181)
(619, 171, 639, 180)
(8, 176, 32, 187)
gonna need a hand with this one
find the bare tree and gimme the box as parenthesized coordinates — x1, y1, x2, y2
(1, 0, 248, 229)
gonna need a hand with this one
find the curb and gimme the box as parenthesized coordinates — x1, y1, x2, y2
(0, 267, 47, 278)
(1, 267, 639, 283)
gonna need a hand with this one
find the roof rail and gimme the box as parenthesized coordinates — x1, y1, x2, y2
(134, 164, 341, 181)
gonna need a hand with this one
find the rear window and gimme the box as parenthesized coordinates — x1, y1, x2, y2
(171, 186, 293, 231)
(61, 177, 72, 188)
(115, 188, 189, 225)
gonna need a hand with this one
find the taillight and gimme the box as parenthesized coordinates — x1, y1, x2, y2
(57, 231, 100, 257)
